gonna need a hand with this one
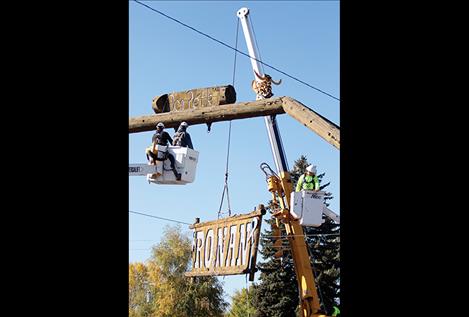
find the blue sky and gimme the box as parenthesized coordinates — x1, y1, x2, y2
(129, 0, 339, 303)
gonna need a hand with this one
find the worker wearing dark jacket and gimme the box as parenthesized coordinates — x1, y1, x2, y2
(172, 121, 194, 149)
(152, 123, 172, 147)
(146, 122, 181, 180)
(295, 165, 320, 192)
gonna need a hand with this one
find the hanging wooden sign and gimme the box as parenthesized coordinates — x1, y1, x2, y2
(185, 210, 263, 278)
(152, 85, 236, 113)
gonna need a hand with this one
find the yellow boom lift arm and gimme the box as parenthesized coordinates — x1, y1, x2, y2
(237, 7, 336, 317)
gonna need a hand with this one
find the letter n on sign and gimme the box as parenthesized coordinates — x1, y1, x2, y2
(185, 210, 262, 278)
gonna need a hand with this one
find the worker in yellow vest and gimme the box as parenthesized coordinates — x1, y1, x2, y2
(295, 165, 320, 192)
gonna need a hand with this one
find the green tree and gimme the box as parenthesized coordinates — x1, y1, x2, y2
(304, 218, 340, 314)
(252, 155, 340, 316)
(129, 225, 228, 317)
(225, 287, 257, 317)
(251, 209, 299, 317)
(129, 262, 153, 317)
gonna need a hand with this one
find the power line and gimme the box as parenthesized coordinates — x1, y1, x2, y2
(132, 0, 340, 102)
(129, 210, 192, 225)
(128, 210, 340, 235)
(129, 232, 339, 243)
(263, 233, 340, 238)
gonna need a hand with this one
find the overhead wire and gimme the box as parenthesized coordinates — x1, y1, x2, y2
(129, 210, 192, 225)
(129, 232, 339, 243)
(128, 208, 340, 237)
(264, 233, 340, 238)
(132, 0, 340, 102)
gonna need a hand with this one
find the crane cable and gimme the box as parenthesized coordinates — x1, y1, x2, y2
(250, 12, 265, 75)
(217, 18, 239, 219)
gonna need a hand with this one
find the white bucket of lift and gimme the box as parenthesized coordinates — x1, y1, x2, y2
(147, 146, 199, 185)
(290, 190, 325, 227)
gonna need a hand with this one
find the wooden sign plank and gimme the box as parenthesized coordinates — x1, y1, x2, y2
(185, 210, 262, 277)
(152, 85, 236, 113)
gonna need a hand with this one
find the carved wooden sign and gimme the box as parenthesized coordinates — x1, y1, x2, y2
(185, 210, 262, 277)
(152, 85, 236, 113)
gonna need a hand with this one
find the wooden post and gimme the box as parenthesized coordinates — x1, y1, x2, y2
(281, 97, 340, 150)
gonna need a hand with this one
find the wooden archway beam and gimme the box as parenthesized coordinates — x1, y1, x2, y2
(129, 96, 340, 149)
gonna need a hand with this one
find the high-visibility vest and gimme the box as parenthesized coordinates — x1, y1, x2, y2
(297, 174, 319, 191)
(332, 306, 340, 316)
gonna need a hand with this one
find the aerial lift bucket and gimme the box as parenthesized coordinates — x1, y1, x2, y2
(290, 190, 326, 227)
(146, 146, 199, 185)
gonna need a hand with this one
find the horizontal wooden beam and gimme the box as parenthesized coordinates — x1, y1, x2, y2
(129, 96, 340, 150)
(129, 97, 284, 133)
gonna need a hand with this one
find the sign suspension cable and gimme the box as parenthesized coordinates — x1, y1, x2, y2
(218, 18, 239, 219)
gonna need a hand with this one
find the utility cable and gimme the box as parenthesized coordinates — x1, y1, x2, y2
(129, 210, 192, 225)
(132, 0, 340, 102)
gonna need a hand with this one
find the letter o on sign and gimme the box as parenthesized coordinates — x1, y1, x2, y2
(204, 229, 214, 268)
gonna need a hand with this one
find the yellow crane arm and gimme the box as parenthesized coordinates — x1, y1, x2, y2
(265, 167, 327, 317)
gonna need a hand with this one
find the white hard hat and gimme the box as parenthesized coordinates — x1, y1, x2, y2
(306, 165, 317, 174)
(180, 121, 188, 127)
(156, 122, 165, 128)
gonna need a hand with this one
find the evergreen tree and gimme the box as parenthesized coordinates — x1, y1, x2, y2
(251, 188, 302, 317)
(304, 218, 340, 314)
(252, 155, 340, 316)
(252, 214, 298, 317)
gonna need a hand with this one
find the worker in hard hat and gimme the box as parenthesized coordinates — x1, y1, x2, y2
(146, 122, 181, 180)
(295, 165, 320, 192)
(172, 121, 194, 149)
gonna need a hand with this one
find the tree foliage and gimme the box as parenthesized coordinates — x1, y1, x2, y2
(129, 225, 228, 317)
(225, 287, 257, 317)
(304, 217, 340, 314)
(251, 210, 299, 317)
(129, 262, 153, 317)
